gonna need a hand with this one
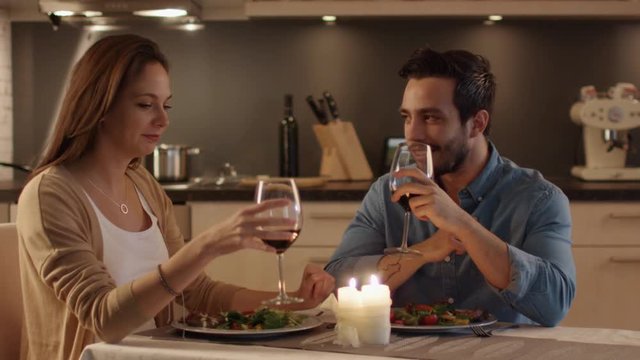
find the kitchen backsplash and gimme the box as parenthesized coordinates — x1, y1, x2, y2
(11, 19, 640, 179)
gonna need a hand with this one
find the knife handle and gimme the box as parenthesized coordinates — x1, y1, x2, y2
(305, 95, 328, 125)
(322, 91, 340, 120)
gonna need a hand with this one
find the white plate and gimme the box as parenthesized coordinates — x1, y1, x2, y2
(391, 314, 497, 334)
(171, 316, 324, 339)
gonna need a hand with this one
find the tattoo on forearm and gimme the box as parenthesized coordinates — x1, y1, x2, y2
(382, 255, 403, 283)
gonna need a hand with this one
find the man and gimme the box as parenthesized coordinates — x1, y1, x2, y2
(324, 47, 575, 326)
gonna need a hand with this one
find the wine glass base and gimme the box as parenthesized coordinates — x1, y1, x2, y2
(384, 247, 422, 257)
(261, 295, 304, 306)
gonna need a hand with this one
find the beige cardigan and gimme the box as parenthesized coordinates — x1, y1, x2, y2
(17, 165, 243, 360)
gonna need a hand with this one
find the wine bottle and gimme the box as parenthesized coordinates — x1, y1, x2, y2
(279, 94, 299, 177)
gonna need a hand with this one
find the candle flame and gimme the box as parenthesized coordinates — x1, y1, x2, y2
(349, 278, 357, 288)
(370, 274, 380, 285)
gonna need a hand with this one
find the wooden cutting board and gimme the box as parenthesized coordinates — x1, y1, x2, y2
(238, 176, 329, 188)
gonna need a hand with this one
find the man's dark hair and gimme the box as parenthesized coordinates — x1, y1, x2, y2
(398, 47, 496, 135)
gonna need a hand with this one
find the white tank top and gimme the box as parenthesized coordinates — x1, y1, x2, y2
(86, 186, 169, 332)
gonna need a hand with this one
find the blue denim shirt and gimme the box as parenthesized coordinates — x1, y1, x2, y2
(325, 143, 576, 326)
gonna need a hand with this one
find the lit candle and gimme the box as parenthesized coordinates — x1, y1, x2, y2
(356, 274, 391, 345)
(337, 278, 362, 309)
(335, 278, 363, 347)
(361, 275, 391, 308)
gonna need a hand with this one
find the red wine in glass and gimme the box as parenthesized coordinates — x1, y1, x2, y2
(385, 141, 433, 256)
(262, 230, 300, 254)
(255, 178, 304, 305)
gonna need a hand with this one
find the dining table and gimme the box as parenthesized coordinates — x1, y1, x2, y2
(79, 316, 640, 360)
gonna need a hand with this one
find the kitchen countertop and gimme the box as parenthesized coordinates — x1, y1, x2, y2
(1, 177, 639, 204)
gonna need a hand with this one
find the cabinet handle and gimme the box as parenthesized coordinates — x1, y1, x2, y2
(609, 256, 640, 263)
(608, 213, 640, 219)
(309, 212, 355, 220)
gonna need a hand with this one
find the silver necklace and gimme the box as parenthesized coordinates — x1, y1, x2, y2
(86, 177, 129, 214)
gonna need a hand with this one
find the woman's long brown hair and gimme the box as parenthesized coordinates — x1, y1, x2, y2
(29, 34, 168, 179)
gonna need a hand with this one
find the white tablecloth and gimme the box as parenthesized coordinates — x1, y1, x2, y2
(81, 336, 389, 360)
(80, 326, 640, 360)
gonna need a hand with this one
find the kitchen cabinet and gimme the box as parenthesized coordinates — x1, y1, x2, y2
(245, 0, 640, 19)
(0, 203, 17, 223)
(561, 202, 640, 330)
(190, 201, 360, 290)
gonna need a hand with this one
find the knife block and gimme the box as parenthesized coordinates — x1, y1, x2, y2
(313, 121, 373, 181)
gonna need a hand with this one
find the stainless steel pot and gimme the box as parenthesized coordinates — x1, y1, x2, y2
(149, 144, 200, 182)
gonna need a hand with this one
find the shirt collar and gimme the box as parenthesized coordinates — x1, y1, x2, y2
(461, 141, 502, 204)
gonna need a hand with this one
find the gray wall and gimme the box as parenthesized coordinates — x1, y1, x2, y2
(12, 19, 640, 179)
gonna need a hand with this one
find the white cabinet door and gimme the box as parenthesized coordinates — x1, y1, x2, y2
(562, 247, 640, 330)
(561, 202, 640, 330)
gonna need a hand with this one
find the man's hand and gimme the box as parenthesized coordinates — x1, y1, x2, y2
(293, 264, 335, 308)
(391, 168, 474, 235)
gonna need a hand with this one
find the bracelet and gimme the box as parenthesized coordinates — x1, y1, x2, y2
(157, 264, 180, 297)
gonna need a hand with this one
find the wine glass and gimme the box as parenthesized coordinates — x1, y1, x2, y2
(385, 141, 433, 256)
(255, 178, 304, 305)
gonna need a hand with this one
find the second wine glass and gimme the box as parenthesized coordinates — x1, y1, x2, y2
(385, 141, 433, 256)
(255, 178, 304, 305)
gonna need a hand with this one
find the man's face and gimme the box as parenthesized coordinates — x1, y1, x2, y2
(399, 77, 471, 177)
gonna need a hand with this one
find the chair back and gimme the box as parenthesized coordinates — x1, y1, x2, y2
(0, 223, 22, 360)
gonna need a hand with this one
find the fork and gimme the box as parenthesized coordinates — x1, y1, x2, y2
(470, 325, 492, 337)
(470, 323, 519, 337)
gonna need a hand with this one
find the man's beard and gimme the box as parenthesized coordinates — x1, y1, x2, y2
(433, 132, 469, 178)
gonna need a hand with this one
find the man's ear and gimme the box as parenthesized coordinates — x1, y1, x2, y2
(468, 110, 489, 138)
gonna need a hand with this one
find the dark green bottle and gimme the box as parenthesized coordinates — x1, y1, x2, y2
(279, 94, 299, 177)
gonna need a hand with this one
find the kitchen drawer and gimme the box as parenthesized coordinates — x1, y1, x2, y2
(561, 247, 640, 330)
(190, 201, 358, 247)
(203, 247, 336, 291)
(570, 202, 640, 246)
(190, 202, 247, 238)
(302, 202, 359, 247)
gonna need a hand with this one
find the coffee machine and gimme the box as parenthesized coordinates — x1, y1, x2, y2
(570, 82, 640, 180)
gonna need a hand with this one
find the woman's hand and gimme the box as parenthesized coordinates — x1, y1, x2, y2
(292, 264, 335, 309)
(194, 199, 295, 260)
(415, 230, 466, 263)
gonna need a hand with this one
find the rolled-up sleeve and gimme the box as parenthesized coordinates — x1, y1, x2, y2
(494, 187, 576, 326)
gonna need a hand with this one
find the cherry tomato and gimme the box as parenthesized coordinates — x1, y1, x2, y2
(420, 314, 438, 326)
(414, 304, 433, 312)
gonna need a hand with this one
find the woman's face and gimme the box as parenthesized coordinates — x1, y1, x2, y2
(100, 61, 172, 160)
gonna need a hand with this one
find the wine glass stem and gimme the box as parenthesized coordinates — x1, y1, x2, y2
(277, 253, 287, 298)
(400, 211, 411, 250)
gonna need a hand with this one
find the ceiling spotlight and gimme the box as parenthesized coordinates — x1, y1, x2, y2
(87, 24, 120, 32)
(488, 15, 503, 21)
(83, 11, 103, 17)
(52, 10, 74, 17)
(322, 15, 337, 22)
(133, 8, 188, 17)
(181, 23, 204, 31)
(48, 12, 61, 31)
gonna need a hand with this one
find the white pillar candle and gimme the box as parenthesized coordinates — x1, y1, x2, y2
(355, 274, 391, 345)
(361, 275, 391, 307)
(334, 278, 363, 347)
(337, 278, 362, 308)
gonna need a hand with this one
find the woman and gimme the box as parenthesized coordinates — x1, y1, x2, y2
(17, 34, 334, 360)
